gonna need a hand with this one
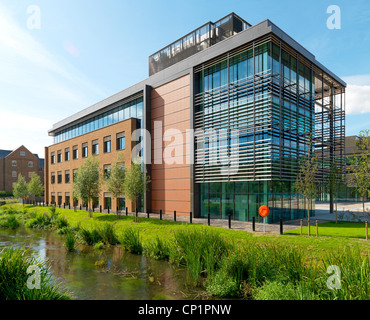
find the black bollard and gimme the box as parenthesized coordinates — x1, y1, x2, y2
(100, 205, 102, 213)
(79, 204, 82, 211)
(280, 218, 283, 235)
(228, 214, 231, 229)
(174, 210, 176, 222)
(126, 207, 128, 216)
(190, 211, 192, 224)
(160, 209, 162, 220)
(208, 213, 210, 226)
(252, 216, 255, 231)
(108, 206, 110, 214)
(147, 210, 149, 219)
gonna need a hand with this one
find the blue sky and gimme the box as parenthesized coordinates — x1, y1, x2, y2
(0, 0, 369, 157)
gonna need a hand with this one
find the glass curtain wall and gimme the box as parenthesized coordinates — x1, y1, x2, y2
(195, 40, 316, 222)
(53, 97, 143, 144)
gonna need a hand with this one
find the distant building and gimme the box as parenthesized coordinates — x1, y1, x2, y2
(0, 145, 44, 193)
(341, 135, 369, 202)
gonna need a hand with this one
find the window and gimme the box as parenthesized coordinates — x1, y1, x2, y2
(51, 172, 55, 184)
(12, 160, 17, 167)
(104, 193, 111, 209)
(51, 152, 55, 164)
(65, 148, 70, 161)
(73, 169, 78, 182)
(12, 171, 17, 177)
(65, 170, 70, 184)
(20, 151, 25, 156)
(57, 171, 62, 184)
(65, 193, 70, 206)
(58, 193, 62, 205)
(57, 150, 62, 163)
(28, 161, 33, 168)
(51, 193, 55, 204)
(82, 143, 88, 158)
(73, 145, 78, 159)
(92, 140, 99, 155)
(117, 132, 125, 150)
(104, 164, 111, 179)
(103, 136, 111, 153)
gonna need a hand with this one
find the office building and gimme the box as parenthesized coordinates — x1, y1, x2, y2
(46, 13, 346, 222)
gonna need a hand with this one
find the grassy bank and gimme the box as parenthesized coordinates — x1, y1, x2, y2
(0, 247, 70, 300)
(285, 221, 369, 239)
(1, 204, 369, 300)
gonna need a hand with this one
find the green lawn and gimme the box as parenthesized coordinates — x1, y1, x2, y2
(285, 221, 369, 239)
(5, 204, 368, 258)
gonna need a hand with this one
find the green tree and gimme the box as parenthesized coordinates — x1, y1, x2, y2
(13, 174, 29, 206)
(295, 136, 318, 236)
(123, 159, 150, 213)
(28, 172, 44, 201)
(348, 129, 370, 213)
(106, 156, 126, 217)
(73, 156, 102, 217)
(327, 162, 345, 220)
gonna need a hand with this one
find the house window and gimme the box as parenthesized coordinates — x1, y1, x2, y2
(73, 145, 78, 159)
(57, 150, 62, 163)
(28, 161, 33, 168)
(92, 140, 99, 155)
(82, 143, 88, 158)
(117, 132, 125, 150)
(65, 170, 70, 184)
(58, 193, 62, 205)
(51, 152, 55, 164)
(65, 148, 70, 161)
(103, 136, 111, 153)
(51, 193, 55, 204)
(57, 171, 62, 184)
(51, 173, 55, 184)
(20, 151, 25, 156)
(12, 160, 17, 167)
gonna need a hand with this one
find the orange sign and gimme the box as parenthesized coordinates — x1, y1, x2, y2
(259, 205, 270, 217)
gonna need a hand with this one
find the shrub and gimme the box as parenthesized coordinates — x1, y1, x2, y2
(0, 247, 70, 300)
(25, 212, 53, 229)
(120, 227, 143, 254)
(79, 227, 103, 245)
(6, 215, 20, 229)
(99, 223, 119, 245)
(65, 232, 76, 252)
(55, 216, 69, 230)
(173, 227, 230, 285)
(145, 237, 170, 260)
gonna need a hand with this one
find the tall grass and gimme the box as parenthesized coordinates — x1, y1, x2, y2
(120, 227, 143, 254)
(173, 227, 230, 285)
(64, 231, 76, 252)
(99, 223, 119, 245)
(0, 247, 70, 300)
(145, 236, 170, 260)
(78, 224, 118, 245)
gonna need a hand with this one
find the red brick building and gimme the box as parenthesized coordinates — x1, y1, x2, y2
(0, 145, 44, 193)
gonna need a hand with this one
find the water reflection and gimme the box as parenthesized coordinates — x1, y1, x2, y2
(0, 228, 204, 300)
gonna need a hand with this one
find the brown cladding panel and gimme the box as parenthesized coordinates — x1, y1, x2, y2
(150, 74, 191, 215)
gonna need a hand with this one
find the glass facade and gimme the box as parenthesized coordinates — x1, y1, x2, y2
(200, 181, 312, 223)
(194, 40, 317, 222)
(53, 97, 143, 144)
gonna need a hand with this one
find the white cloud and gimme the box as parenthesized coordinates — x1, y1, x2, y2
(342, 75, 370, 115)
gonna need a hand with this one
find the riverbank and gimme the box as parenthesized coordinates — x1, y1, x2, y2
(1, 204, 369, 300)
